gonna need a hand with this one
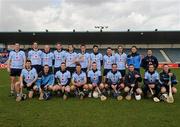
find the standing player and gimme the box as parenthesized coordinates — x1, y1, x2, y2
(88, 62, 104, 97)
(90, 45, 103, 70)
(105, 63, 124, 99)
(41, 45, 54, 73)
(37, 65, 54, 100)
(77, 44, 90, 72)
(160, 64, 178, 95)
(28, 42, 42, 74)
(65, 45, 78, 75)
(103, 47, 115, 81)
(71, 64, 88, 99)
(143, 64, 161, 102)
(115, 45, 127, 77)
(127, 46, 141, 73)
(15, 60, 38, 102)
(54, 43, 66, 74)
(141, 49, 159, 71)
(7, 43, 26, 96)
(53, 62, 71, 100)
(124, 64, 142, 100)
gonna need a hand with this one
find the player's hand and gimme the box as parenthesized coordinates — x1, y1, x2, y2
(168, 73, 173, 77)
(131, 84, 135, 87)
(148, 84, 155, 88)
(27, 83, 32, 87)
(135, 74, 140, 78)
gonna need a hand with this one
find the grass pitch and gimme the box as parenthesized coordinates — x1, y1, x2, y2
(0, 69, 180, 127)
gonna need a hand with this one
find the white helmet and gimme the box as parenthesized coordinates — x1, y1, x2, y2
(93, 91, 99, 98)
(135, 94, 141, 101)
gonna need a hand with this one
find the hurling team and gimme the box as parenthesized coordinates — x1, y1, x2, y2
(7, 42, 178, 102)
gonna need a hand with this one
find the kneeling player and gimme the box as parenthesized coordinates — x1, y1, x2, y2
(53, 62, 71, 100)
(37, 65, 54, 100)
(15, 60, 38, 102)
(124, 64, 142, 101)
(87, 62, 104, 98)
(143, 64, 160, 102)
(71, 63, 88, 99)
(105, 63, 124, 100)
(160, 64, 178, 95)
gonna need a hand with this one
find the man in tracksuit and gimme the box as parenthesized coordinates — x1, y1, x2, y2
(141, 49, 159, 71)
(127, 46, 141, 73)
(124, 64, 142, 100)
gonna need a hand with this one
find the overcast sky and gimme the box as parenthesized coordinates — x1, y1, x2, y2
(0, 0, 180, 31)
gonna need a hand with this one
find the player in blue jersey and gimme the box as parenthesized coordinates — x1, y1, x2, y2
(28, 42, 42, 74)
(103, 47, 115, 82)
(105, 63, 125, 99)
(54, 42, 66, 74)
(37, 65, 55, 100)
(7, 43, 26, 96)
(143, 64, 161, 102)
(127, 46, 141, 73)
(53, 62, 71, 100)
(65, 45, 78, 75)
(71, 63, 88, 99)
(15, 60, 38, 102)
(41, 45, 54, 73)
(77, 44, 90, 72)
(87, 62, 104, 97)
(115, 45, 127, 77)
(90, 45, 103, 70)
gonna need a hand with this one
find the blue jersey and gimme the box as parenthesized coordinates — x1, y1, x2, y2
(72, 71, 86, 84)
(90, 53, 103, 70)
(88, 70, 101, 84)
(78, 52, 90, 68)
(21, 68, 37, 84)
(55, 70, 71, 85)
(103, 55, 115, 69)
(127, 53, 141, 69)
(41, 52, 54, 67)
(36, 73, 55, 86)
(65, 52, 78, 67)
(144, 71, 159, 83)
(115, 52, 127, 70)
(107, 71, 122, 84)
(54, 50, 66, 68)
(28, 50, 42, 65)
(8, 50, 26, 69)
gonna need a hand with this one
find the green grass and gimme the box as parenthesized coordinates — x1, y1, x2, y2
(0, 69, 180, 127)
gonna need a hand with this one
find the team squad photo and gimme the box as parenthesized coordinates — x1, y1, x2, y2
(7, 42, 178, 103)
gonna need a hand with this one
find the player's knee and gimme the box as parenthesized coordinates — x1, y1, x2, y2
(161, 87, 166, 93)
(136, 88, 142, 94)
(88, 84, 93, 90)
(172, 87, 177, 94)
(104, 84, 109, 89)
(99, 83, 104, 89)
(120, 83, 125, 89)
(65, 86, 70, 93)
(70, 85, 75, 91)
(83, 84, 88, 90)
(124, 86, 130, 92)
